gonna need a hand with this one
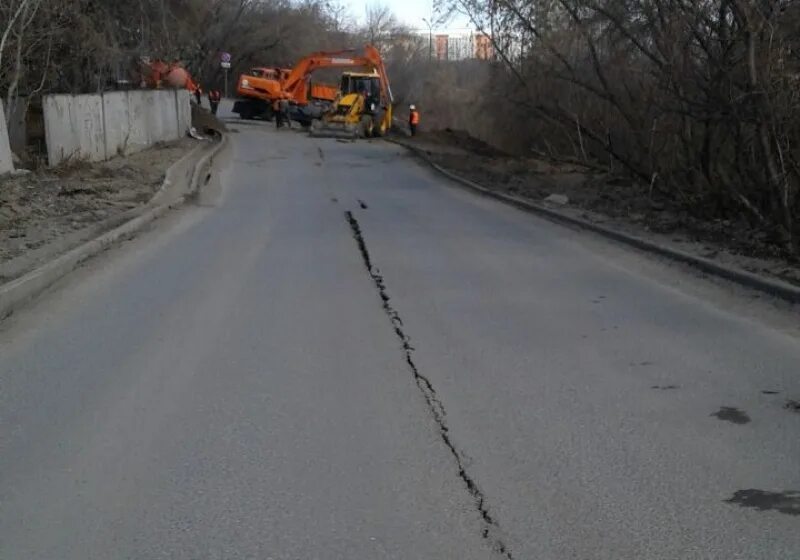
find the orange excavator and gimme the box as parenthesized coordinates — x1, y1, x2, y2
(233, 64, 338, 121)
(232, 45, 392, 126)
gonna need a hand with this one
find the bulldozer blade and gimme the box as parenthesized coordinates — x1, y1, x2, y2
(309, 121, 359, 140)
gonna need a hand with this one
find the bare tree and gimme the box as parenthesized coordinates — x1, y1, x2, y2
(432, 0, 800, 252)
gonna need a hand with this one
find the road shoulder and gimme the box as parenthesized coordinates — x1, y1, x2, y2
(0, 135, 229, 320)
(388, 135, 800, 304)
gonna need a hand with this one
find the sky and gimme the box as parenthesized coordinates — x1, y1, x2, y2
(344, 0, 470, 31)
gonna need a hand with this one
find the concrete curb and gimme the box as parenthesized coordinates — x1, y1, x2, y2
(0, 134, 230, 320)
(388, 137, 800, 304)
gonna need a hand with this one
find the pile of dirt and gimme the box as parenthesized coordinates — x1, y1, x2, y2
(403, 130, 800, 288)
(192, 105, 227, 135)
(0, 140, 195, 280)
(417, 128, 506, 158)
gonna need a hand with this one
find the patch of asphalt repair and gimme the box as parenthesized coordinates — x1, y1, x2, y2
(725, 489, 800, 516)
(711, 406, 751, 425)
(343, 210, 514, 560)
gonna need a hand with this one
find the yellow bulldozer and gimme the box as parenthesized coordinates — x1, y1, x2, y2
(309, 46, 393, 139)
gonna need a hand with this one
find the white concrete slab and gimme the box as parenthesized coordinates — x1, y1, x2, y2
(102, 92, 131, 158)
(176, 90, 191, 136)
(0, 100, 14, 174)
(126, 90, 149, 153)
(72, 95, 105, 162)
(44, 89, 186, 166)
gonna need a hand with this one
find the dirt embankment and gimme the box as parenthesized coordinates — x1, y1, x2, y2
(406, 129, 800, 288)
(0, 140, 197, 282)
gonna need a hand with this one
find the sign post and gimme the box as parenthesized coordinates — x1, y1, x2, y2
(220, 52, 232, 98)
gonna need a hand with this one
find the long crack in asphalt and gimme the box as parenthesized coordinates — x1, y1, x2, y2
(344, 210, 514, 559)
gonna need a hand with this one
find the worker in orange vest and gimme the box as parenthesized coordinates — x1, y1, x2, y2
(409, 105, 420, 136)
(208, 89, 222, 116)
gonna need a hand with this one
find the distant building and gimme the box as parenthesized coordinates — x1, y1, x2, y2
(413, 28, 494, 61)
(435, 35, 449, 60)
(474, 33, 493, 60)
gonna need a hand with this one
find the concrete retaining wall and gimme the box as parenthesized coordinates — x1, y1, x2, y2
(44, 90, 191, 166)
(0, 100, 14, 174)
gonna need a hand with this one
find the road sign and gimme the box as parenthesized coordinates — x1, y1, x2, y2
(220, 52, 232, 63)
(221, 61, 231, 69)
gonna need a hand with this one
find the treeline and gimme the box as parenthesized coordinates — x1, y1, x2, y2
(434, 0, 800, 253)
(0, 0, 426, 158)
(0, 0, 361, 97)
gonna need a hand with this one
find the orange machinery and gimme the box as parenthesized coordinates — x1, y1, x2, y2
(233, 65, 337, 120)
(232, 45, 392, 123)
(139, 59, 200, 94)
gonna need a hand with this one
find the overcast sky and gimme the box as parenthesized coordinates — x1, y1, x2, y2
(343, 0, 470, 30)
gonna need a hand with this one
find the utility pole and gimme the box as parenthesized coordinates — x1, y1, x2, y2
(422, 17, 433, 61)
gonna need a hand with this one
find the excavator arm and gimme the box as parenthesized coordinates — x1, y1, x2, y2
(282, 45, 393, 107)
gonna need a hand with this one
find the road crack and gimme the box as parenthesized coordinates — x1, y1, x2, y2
(344, 210, 514, 559)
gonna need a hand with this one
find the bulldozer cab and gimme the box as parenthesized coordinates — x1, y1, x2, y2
(340, 72, 381, 107)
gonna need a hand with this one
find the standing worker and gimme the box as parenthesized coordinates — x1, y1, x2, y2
(274, 98, 291, 129)
(409, 104, 420, 136)
(208, 89, 222, 116)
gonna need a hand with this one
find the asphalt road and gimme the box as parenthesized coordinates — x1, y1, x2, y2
(1, 113, 798, 559)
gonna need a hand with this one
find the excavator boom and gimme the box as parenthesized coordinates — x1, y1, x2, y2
(233, 45, 393, 125)
(282, 45, 393, 106)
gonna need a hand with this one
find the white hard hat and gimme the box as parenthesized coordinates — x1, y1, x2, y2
(410, 104, 416, 110)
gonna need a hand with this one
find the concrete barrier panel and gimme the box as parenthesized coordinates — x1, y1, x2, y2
(102, 92, 131, 158)
(158, 90, 179, 141)
(176, 90, 191, 135)
(0, 100, 13, 174)
(155, 90, 171, 142)
(126, 90, 149, 153)
(44, 94, 104, 165)
(141, 90, 165, 145)
(45, 89, 185, 166)
(44, 95, 76, 166)
(72, 95, 105, 162)
(154, 90, 178, 142)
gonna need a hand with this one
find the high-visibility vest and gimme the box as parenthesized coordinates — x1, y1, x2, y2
(410, 111, 420, 125)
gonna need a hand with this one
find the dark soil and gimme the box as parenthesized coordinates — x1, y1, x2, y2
(192, 105, 228, 135)
(0, 140, 195, 276)
(404, 129, 800, 288)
